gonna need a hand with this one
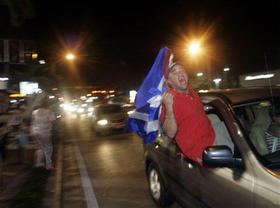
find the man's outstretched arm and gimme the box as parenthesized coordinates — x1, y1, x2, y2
(162, 92, 177, 138)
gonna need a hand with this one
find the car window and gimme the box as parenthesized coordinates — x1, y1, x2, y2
(233, 99, 280, 160)
(207, 113, 235, 152)
(206, 109, 235, 154)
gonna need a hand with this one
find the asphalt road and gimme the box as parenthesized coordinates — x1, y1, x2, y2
(60, 114, 181, 208)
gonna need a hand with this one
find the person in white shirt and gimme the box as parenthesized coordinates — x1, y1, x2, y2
(31, 99, 56, 170)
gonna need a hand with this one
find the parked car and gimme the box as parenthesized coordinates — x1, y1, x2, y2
(144, 87, 280, 208)
(91, 104, 128, 135)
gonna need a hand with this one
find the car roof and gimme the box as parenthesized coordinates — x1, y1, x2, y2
(199, 87, 280, 105)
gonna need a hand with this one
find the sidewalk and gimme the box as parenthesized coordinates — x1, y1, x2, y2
(0, 143, 37, 207)
(0, 133, 62, 208)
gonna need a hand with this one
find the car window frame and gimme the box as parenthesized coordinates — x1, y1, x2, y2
(204, 103, 242, 159)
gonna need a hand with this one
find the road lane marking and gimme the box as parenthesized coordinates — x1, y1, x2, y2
(74, 141, 99, 208)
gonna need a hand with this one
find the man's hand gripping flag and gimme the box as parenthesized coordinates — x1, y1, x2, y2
(128, 47, 173, 144)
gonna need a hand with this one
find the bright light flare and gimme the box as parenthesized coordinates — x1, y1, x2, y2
(64, 104, 76, 112)
(189, 42, 201, 56)
(224, 68, 230, 72)
(66, 53, 75, 60)
(127, 110, 135, 115)
(77, 108, 85, 113)
(129, 90, 137, 104)
(88, 107, 94, 112)
(97, 119, 108, 126)
(213, 78, 222, 84)
(197, 72, 203, 77)
(245, 74, 274, 80)
(39, 60, 46, 64)
(0, 77, 9, 81)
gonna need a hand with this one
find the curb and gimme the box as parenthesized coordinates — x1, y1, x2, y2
(53, 139, 63, 208)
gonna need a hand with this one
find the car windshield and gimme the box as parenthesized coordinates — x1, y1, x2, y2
(96, 105, 122, 115)
(233, 98, 280, 164)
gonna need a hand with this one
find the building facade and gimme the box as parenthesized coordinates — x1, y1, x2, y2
(0, 39, 38, 90)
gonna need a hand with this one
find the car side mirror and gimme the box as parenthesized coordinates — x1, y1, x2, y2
(203, 145, 243, 168)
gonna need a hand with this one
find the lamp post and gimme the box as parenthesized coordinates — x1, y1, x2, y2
(222, 67, 230, 88)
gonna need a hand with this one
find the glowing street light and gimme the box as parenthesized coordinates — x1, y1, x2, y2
(188, 41, 201, 56)
(66, 53, 75, 60)
(213, 78, 222, 84)
(213, 78, 222, 89)
(224, 68, 230, 72)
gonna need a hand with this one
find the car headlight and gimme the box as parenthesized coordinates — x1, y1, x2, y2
(97, 119, 108, 126)
(64, 105, 76, 112)
(127, 110, 135, 115)
(88, 107, 94, 112)
(77, 108, 85, 113)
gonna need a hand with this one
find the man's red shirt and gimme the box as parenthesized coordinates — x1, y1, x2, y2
(161, 86, 215, 165)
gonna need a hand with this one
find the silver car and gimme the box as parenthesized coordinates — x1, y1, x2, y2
(91, 104, 128, 135)
(144, 87, 280, 207)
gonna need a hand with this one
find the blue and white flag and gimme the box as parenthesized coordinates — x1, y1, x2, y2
(128, 47, 173, 144)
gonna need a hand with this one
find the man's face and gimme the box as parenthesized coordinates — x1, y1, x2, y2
(166, 64, 188, 92)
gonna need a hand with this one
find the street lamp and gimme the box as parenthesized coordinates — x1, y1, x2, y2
(66, 53, 75, 60)
(188, 41, 201, 56)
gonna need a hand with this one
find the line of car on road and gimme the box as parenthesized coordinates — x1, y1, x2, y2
(59, 94, 135, 135)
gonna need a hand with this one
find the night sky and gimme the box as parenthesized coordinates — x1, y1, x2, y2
(2, 0, 280, 90)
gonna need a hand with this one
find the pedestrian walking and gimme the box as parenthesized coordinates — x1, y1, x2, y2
(15, 118, 30, 163)
(30, 99, 56, 170)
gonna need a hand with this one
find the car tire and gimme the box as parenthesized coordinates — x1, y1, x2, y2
(147, 162, 173, 207)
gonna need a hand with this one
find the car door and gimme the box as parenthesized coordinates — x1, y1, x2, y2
(199, 101, 254, 207)
(156, 128, 206, 207)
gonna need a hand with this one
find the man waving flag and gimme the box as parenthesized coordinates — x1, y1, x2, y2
(128, 47, 173, 144)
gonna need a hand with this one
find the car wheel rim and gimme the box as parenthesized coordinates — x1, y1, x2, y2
(149, 169, 161, 200)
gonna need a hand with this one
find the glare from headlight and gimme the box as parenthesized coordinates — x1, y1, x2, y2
(77, 108, 85, 113)
(127, 110, 135, 115)
(88, 107, 94, 112)
(64, 104, 76, 112)
(97, 119, 108, 125)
